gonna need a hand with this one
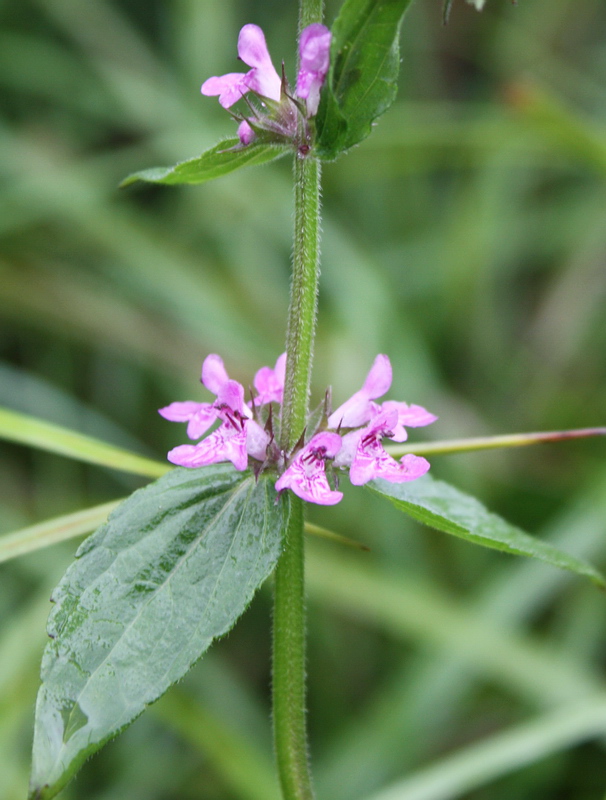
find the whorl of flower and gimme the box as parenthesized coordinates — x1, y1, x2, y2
(160, 353, 436, 505)
(200, 23, 332, 147)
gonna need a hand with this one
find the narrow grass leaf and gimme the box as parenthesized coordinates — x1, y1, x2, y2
(0, 501, 121, 565)
(29, 465, 286, 800)
(364, 695, 606, 800)
(0, 407, 168, 477)
(368, 475, 605, 587)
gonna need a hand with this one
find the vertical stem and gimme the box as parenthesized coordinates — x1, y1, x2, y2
(272, 0, 323, 800)
(280, 156, 322, 453)
(273, 155, 321, 800)
(273, 0, 324, 793)
(273, 495, 312, 800)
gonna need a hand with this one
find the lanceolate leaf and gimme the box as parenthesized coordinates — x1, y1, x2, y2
(369, 475, 605, 587)
(316, 0, 415, 159)
(121, 139, 290, 187)
(29, 465, 286, 800)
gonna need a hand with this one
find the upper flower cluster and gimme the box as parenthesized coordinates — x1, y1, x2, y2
(200, 23, 331, 150)
(160, 354, 437, 506)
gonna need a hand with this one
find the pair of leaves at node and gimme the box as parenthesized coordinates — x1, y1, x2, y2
(122, 0, 416, 188)
(30, 464, 603, 799)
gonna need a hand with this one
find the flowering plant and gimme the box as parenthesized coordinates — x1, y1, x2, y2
(20, 1, 606, 799)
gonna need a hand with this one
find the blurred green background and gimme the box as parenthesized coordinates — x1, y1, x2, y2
(1, 0, 606, 798)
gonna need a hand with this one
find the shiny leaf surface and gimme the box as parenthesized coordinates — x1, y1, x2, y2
(121, 139, 290, 187)
(316, 0, 415, 159)
(369, 475, 605, 587)
(29, 465, 286, 800)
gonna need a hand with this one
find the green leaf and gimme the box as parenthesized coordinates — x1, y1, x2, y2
(121, 139, 290, 187)
(368, 475, 605, 587)
(29, 465, 286, 800)
(315, 0, 415, 159)
(0, 407, 169, 477)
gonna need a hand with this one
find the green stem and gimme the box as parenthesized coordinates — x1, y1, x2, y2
(385, 427, 606, 458)
(272, 0, 324, 792)
(280, 155, 322, 453)
(273, 496, 313, 800)
(273, 155, 321, 800)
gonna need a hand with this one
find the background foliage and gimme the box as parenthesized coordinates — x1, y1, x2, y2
(1, 0, 606, 798)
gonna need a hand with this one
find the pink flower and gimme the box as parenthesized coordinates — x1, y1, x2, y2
(201, 24, 281, 109)
(253, 352, 286, 406)
(328, 354, 392, 429)
(379, 400, 438, 442)
(337, 409, 431, 486)
(328, 355, 437, 442)
(158, 354, 230, 439)
(167, 380, 269, 471)
(275, 432, 343, 505)
(296, 24, 332, 116)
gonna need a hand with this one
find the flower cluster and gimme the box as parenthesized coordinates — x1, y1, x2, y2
(160, 354, 437, 506)
(200, 23, 331, 151)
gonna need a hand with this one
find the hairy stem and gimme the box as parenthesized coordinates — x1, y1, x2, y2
(280, 155, 321, 453)
(272, 155, 321, 800)
(273, 496, 313, 800)
(272, 0, 324, 792)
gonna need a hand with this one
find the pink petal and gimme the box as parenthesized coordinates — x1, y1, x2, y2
(237, 120, 255, 145)
(253, 352, 287, 405)
(296, 24, 331, 116)
(362, 354, 392, 398)
(158, 401, 206, 422)
(328, 355, 392, 429)
(274, 352, 287, 384)
(158, 401, 217, 440)
(238, 24, 281, 101)
(380, 401, 437, 443)
(215, 379, 246, 416)
(168, 424, 248, 471)
(201, 73, 249, 108)
(298, 24, 331, 75)
(246, 420, 271, 461)
(383, 401, 438, 428)
(202, 354, 230, 395)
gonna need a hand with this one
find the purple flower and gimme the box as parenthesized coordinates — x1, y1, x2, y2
(328, 354, 392, 429)
(336, 409, 431, 486)
(253, 352, 286, 406)
(158, 353, 230, 439)
(379, 400, 438, 442)
(201, 24, 282, 109)
(167, 380, 269, 471)
(328, 354, 437, 442)
(275, 432, 343, 505)
(296, 23, 332, 117)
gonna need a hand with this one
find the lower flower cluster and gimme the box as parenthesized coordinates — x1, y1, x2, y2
(159, 354, 437, 505)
